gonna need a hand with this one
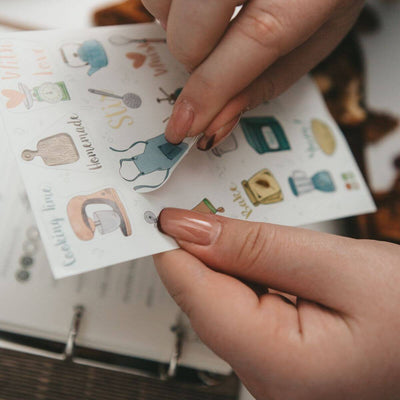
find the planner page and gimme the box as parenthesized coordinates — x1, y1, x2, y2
(0, 23, 375, 278)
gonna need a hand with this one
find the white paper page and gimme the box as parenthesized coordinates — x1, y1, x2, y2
(0, 24, 376, 278)
(0, 132, 231, 374)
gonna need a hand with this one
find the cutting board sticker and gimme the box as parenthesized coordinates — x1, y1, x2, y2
(0, 24, 375, 278)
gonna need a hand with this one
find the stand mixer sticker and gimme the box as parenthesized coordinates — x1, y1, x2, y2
(240, 117, 291, 154)
(67, 188, 132, 241)
(2, 81, 70, 110)
(21, 133, 79, 166)
(60, 40, 108, 76)
(110, 133, 189, 192)
(242, 169, 284, 206)
(288, 170, 336, 196)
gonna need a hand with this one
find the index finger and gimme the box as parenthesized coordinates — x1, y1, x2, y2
(165, 0, 345, 143)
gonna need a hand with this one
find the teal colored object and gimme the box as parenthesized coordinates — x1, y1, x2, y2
(311, 171, 336, 192)
(110, 134, 188, 191)
(240, 117, 290, 154)
(78, 40, 108, 76)
(288, 170, 335, 196)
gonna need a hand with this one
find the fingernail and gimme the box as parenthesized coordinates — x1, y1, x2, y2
(158, 208, 221, 246)
(159, 19, 167, 30)
(197, 114, 241, 151)
(165, 100, 194, 143)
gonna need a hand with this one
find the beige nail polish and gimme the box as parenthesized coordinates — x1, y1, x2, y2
(158, 208, 221, 246)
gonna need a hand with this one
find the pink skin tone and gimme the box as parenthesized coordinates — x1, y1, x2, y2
(155, 208, 400, 399)
(138, 1, 400, 398)
(142, 0, 365, 149)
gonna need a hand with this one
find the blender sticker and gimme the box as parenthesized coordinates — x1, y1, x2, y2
(60, 40, 108, 76)
(288, 170, 336, 196)
(2, 81, 70, 110)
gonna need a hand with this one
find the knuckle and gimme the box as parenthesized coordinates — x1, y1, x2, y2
(167, 37, 199, 72)
(235, 223, 277, 274)
(236, 7, 284, 55)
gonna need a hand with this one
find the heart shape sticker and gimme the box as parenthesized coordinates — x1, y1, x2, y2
(2, 89, 26, 109)
(126, 52, 146, 69)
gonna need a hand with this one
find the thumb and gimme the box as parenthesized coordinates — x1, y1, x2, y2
(157, 208, 372, 315)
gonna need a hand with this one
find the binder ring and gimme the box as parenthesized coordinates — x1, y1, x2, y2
(64, 305, 84, 361)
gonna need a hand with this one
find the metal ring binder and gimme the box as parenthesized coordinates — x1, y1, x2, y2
(64, 305, 84, 360)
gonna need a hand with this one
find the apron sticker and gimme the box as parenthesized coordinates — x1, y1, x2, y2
(110, 133, 189, 192)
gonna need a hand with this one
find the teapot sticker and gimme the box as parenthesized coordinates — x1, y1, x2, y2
(60, 40, 108, 76)
(67, 188, 132, 241)
(110, 133, 189, 191)
(2, 81, 70, 110)
(288, 170, 336, 196)
(242, 169, 283, 206)
(21, 133, 79, 166)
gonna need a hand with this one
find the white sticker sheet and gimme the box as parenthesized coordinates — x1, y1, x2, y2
(0, 23, 375, 278)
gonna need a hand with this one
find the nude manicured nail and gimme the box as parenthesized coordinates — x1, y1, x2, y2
(165, 100, 194, 143)
(158, 208, 221, 246)
(197, 114, 241, 151)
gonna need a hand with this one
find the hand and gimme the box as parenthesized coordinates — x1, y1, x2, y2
(142, 0, 365, 150)
(154, 208, 400, 400)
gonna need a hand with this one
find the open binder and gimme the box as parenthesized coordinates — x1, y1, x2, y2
(0, 306, 238, 397)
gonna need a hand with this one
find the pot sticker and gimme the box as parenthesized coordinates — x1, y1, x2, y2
(212, 133, 238, 157)
(2, 81, 70, 110)
(67, 188, 132, 241)
(289, 170, 336, 196)
(242, 169, 283, 206)
(60, 40, 108, 76)
(110, 133, 189, 191)
(240, 117, 290, 154)
(311, 119, 336, 155)
(22, 133, 79, 166)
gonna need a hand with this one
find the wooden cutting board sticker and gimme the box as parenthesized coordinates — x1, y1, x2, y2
(21, 133, 79, 166)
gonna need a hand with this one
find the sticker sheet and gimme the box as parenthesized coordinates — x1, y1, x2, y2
(0, 23, 376, 278)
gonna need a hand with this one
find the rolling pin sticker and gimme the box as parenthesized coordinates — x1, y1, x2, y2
(22, 133, 79, 166)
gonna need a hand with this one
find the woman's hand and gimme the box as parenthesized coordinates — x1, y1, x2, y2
(142, 0, 365, 150)
(154, 208, 400, 400)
